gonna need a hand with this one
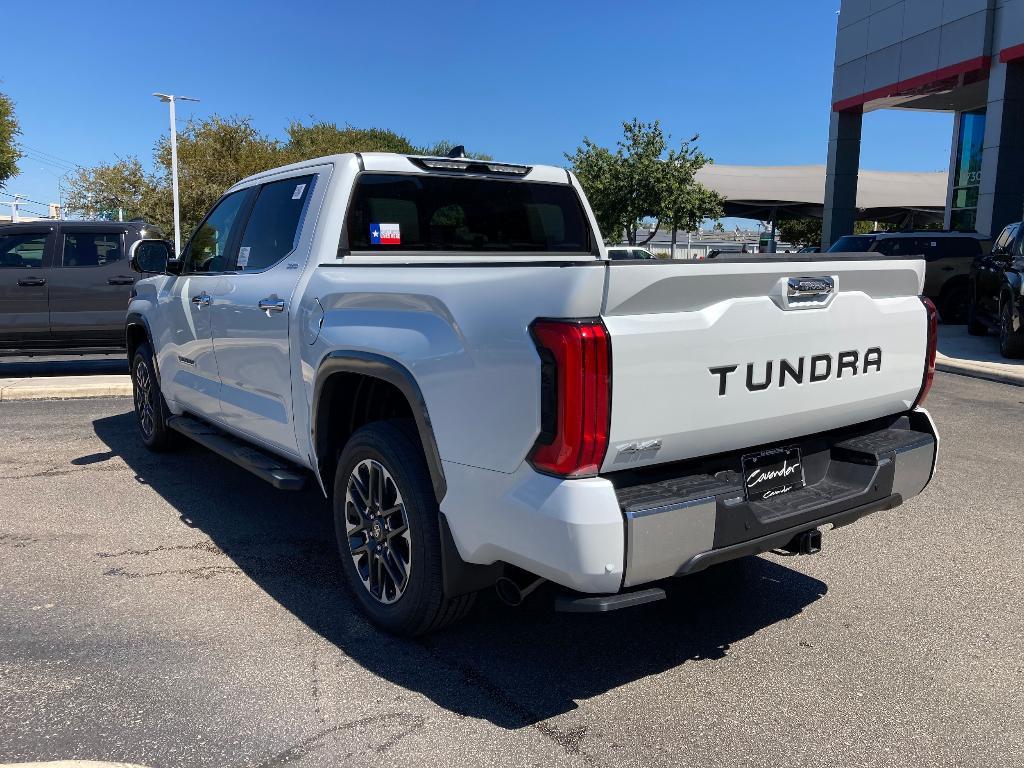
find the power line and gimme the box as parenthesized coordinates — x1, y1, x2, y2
(21, 151, 76, 172)
(1, 193, 49, 207)
(18, 143, 79, 168)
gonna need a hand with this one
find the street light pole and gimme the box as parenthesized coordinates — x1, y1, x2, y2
(153, 93, 199, 256)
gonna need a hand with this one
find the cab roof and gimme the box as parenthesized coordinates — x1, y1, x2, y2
(230, 152, 572, 191)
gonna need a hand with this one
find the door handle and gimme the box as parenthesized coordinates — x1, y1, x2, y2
(258, 297, 286, 315)
(191, 293, 211, 307)
(109, 276, 135, 285)
(17, 277, 46, 287)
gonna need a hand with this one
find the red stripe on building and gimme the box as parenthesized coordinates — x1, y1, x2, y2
(1000, 43, 1024, 63)
(833, 56, 991, 112)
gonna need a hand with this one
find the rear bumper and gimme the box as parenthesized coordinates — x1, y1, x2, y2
(618, 409, 938, 587)
(440, 409, 938, 596)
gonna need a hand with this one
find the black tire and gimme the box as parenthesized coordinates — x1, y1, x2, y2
(333, 420, 475, 636)
(940, 286, 969, 325)
(967, 301, 989, 336)
(999, 300, 1024, 359)
(131, 343, 177, 451)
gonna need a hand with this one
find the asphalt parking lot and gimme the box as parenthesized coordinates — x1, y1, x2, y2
(1, 372, 1021, 768)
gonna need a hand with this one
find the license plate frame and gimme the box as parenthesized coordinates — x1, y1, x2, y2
(741, 446, 806, 502)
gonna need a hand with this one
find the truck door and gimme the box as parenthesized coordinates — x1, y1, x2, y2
(157, 190, 250, 423)
(0, 226, 53, 347)
(48, 226, 137, 345)
(211, 172, 320, 458)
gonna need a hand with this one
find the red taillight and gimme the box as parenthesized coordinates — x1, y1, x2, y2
(528, 319, 611, 478)
(914, 296, 938, 409)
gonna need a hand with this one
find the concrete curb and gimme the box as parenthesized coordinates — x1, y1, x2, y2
(936, 359, 1024, 387)
(0, 375, 132, 401)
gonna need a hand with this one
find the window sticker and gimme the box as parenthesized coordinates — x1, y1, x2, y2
(370, 222, 401, 245)
(237, 246, 251, 269)
(292, 183, 306, 200)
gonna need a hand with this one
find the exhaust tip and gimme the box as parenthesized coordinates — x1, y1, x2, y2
(495, 576, 524, 607)
(494, 574, 546, 607)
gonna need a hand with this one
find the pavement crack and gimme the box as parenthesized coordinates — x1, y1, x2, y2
(102, 564, 241, 580)
(97, 541, 224, 559)
(419, 638, 597, 762)
(254, 712, 426, 768)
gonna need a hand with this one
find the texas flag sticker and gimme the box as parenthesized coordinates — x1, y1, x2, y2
(370, 222, 401, 245)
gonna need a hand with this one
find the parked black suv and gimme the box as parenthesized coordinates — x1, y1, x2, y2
(828, 231, 984, 324)
(967, 221, 1024, 358)
(0, 220, 161, 352)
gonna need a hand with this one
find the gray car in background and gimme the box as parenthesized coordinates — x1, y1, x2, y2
(0, 220, 161, 352)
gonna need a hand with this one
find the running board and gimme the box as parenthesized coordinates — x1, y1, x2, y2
(167, 415, 307, 490)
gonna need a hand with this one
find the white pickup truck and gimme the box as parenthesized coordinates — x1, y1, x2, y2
(126, 152, 940, 635)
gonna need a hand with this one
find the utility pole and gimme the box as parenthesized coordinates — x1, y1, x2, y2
(4, 193, 22, 224)
(153, 93, 199, 255)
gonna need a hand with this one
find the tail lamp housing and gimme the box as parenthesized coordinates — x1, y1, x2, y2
(913, 296, 938, 409)
(528, 319, 611, 478)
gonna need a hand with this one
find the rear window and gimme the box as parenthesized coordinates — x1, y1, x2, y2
(828, 236, 874, 253)
(345, 173, 593, 253)
(873, 237, 980, 259)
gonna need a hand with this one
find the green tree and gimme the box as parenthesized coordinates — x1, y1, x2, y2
(282, 121, 417, 161)
(416, 139, 492, 160)
(0, 89, 22, 191)
(63, 157, 161, 224)
(567, 119, 720, 245)
(712, 221, 726, 233)
(662, 157, 724, 256)
(777, 217, 822, 247)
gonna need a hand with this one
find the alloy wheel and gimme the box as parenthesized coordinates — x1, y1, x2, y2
(133, 360, 156, 440)
(345, 459, 412, 604)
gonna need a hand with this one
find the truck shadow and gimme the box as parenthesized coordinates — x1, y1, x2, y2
(91, 410, 828, 730)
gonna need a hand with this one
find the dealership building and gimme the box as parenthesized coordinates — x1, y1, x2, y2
(824, 0, 1024, 245)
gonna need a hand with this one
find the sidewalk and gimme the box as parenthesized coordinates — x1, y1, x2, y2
(936, 324, 1024, 387)
(0, 374, 132, 401)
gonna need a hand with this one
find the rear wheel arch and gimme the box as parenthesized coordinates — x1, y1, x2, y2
(126, 313, 156, 377)
(312, 351, 446, 504)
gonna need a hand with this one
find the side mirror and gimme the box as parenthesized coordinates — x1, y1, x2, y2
(129, 239, 174, 274)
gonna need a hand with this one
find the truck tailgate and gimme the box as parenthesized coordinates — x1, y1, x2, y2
(600, 258, 928, 473)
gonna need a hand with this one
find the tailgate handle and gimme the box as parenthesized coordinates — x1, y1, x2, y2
(787, 277, 834, 298)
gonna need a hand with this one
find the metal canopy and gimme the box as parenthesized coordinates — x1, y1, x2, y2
(695, 164, 948, 224)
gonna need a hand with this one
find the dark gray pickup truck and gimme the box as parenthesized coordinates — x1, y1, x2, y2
(0, 220, 160, 352)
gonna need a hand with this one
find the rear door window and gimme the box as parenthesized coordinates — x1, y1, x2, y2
(233, 175, 315, 271)
(346, 174, 593, 253)
(935, 237, 981, 259)
(873, 238, 938, 258)
(61, 232, 123, 267)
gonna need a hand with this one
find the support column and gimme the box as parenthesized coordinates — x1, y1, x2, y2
(822, 110, 863, 249)
(976, 60, 1024, 237)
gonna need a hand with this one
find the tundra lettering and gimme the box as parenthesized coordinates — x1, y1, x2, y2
(710, 348, 884, 395)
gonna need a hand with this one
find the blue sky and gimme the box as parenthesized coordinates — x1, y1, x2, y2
(2, 0, 953, 222)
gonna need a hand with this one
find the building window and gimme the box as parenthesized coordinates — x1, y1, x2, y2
(950, 110, 986, 232)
